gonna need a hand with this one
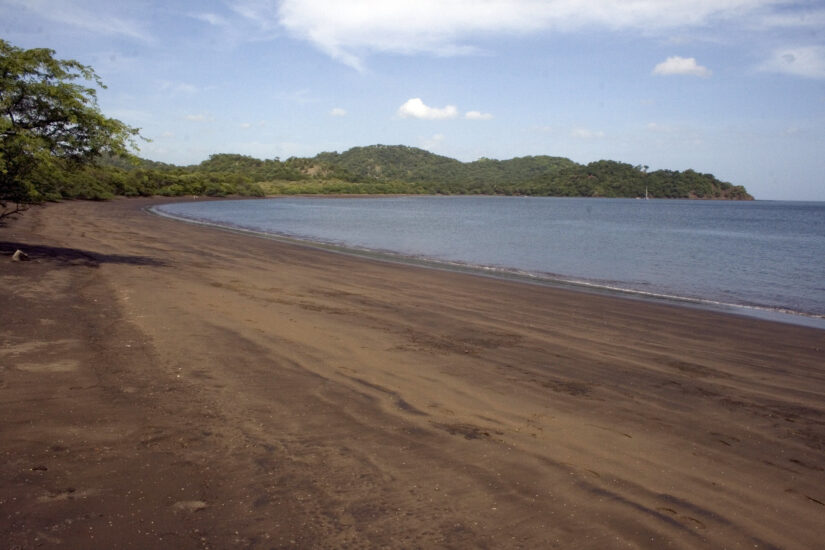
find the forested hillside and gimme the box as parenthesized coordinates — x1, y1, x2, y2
(312, 145, 749, 199)
(315, 145, 579, 194)
(25, 145, 753, 201)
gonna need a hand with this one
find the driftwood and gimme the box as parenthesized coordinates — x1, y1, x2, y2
(11, 249, 29, 261)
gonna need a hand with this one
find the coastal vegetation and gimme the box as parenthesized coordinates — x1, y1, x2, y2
(9, 145, 753, 206)
(0, 39, 141, 219)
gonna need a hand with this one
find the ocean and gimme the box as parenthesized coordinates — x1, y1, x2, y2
(153, 196, 825, 328)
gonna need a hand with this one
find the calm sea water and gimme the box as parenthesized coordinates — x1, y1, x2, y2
(154, 196, 825, 326)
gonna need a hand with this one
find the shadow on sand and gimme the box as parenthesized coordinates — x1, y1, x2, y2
(0, 241, 167, 268)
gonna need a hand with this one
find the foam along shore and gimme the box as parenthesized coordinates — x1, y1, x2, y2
(2, 196, 824, 549)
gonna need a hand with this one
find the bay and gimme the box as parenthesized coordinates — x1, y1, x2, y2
(154, 196, 825, 327)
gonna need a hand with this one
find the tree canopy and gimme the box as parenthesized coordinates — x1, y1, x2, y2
(1, 39, 141, 219)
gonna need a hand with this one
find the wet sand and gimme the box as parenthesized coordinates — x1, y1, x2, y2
(2, 197, 824, 549)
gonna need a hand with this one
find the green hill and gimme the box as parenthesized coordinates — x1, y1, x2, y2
(314, 145, 464, 183)
(312, 145, 579, 194)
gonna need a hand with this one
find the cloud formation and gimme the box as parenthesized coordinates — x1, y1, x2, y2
(398, 98, 458, 120)
(272, 0, 779, 69)
(465, 111, 493, 120)
(760, 46, 825, 79)
(330, 108, 348, 116)
(653, 56, 712, 77)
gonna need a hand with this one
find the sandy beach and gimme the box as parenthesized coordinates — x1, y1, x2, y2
(2, 197, 824, 549)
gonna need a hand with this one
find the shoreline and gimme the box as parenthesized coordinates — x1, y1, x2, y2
(150, 197, 825, 330)
(3, 197, 825, 548)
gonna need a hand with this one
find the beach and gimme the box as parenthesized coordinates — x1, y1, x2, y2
(2, 197, 824, 548)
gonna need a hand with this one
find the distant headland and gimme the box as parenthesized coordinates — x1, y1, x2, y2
(45, 144, 754, 201)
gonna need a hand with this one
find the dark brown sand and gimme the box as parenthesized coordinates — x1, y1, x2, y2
(2, 197, 824, 549)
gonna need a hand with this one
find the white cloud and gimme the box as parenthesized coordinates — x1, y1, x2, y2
(240, 122, 252, 128)
(272, 0, 777, 68)
(760, 46, 825, 79)
(398, 98, 458, 120)
(465, 110, 493, 120)
(571, 127, 605, 139)
(330, 107, 348, 117)
(653, 56, 712, 77)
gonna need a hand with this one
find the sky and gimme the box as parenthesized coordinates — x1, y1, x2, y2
(2, 0, 824, 200)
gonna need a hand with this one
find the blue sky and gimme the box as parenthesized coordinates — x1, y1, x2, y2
(2, 0, 824, 200)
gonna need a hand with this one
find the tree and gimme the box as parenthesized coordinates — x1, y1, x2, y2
(1, 39, 141, 220)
